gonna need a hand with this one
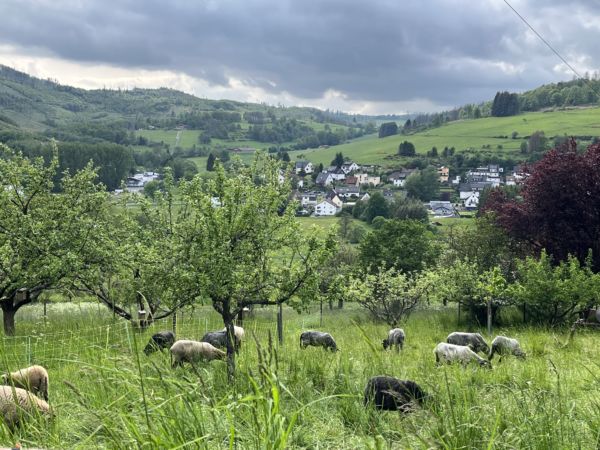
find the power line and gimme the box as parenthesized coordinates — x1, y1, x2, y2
(501, 0, 585, 80)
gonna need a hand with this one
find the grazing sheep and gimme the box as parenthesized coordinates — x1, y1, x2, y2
(203, 326, 244, 353)
(489, 336, 526, 361)
(1, 365, 49, 401)
(446, 332, 489, 354)
(364, 376, 428, 412)
(299, 331, 338, 352)
(221, 325, 245, 341)
(170, 340, 226, 368)
(434, 343, 492, 368)
(0, 385, 51, 429)
(143, 331, 175, 355)
(382, 328, 405, 351)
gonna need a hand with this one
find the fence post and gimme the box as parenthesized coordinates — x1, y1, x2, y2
(172, 313, 177, 337)
(487, 298, 492, 336)
(320, 299, 323, 327)
(27, 337, 31, 366)
(277, 303, 283, 345)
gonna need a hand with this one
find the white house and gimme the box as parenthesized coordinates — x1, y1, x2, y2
(298, 192, 319, 207)
(459, 181, 492, 208)
(315, 199, 339, 216)
(388, 169, 417, 187)
(124, 172, 160, 193)
(465, 165, 502, 187)
(341, 162, 360, 174)
(429, 201, 457, 218)
(365, 175, 381, 186)
(334, 186, 361, 199)
(295, 161, 314, 174)
(463, 193, 479, 209)
(354, 173, 369, 185)
(315, 172, 335, 187)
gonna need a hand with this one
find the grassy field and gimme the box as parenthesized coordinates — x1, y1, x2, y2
(0, 301, 598, 448)
(287, 107, 600, 168)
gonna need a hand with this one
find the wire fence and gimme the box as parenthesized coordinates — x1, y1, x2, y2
(0, 306, 290, 372)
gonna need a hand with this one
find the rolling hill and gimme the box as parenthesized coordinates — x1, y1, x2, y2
(288, 106, 600, 168)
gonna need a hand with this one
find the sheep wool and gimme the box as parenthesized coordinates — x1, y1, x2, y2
(0, 385, 51, 429)
(2, 365, 49, 401)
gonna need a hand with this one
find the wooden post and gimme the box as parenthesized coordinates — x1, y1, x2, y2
(523, 303, 526, 323)
(43, 297, 47, 325)
(320, 299, 323, 327)
(172, 312, 177, 336)
(457, 303, 461, 324)
(277, 303, 283, 345)
(487, 298, 492, 336)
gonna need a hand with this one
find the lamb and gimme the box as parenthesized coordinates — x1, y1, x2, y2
(170, 340, 227, 368)
(299, 331, 338, 352)
(0, 385, 51, 429)
(488, 335, 526, 361)
(382, 328, 405, 351)
(143, 331, 175, 355)
(1, 365, 49, 401)
(434, 342, 492, 368)
(446, 332, 489, 354)
(364, 376, 428, 412)
(202, 325, 244, 353)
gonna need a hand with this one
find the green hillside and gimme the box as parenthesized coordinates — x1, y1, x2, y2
(289, 107, 600, 167)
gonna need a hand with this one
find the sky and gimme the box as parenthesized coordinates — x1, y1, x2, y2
(0, 0, 598, 115)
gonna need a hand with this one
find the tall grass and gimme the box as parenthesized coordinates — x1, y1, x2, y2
(0, 302, 599, 448)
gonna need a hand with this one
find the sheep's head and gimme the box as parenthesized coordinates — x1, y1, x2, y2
(479, 359, 492, 369)
(0, 374, 7, 384)
(382, 339, 390, 350)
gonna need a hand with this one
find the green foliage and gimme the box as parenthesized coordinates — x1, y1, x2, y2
(508, 251, 599, 325)
(491, 91, 520, 117)
(398, 140, 416, 156)
(404, 167, 440, 201)
(331, 152, 345, 168)
(378, 122, 398, 138)
(359, 219, 438, 273)
(389, 195, 428, 221)
(206, 152, 216, 171)
(347, 266, 432, 326)
(0, 143, 112, 334)
(362, 192, 389, 223)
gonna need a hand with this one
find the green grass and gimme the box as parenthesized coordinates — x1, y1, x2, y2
(0, 302, 599, 448)
(286, 107, 600, 168)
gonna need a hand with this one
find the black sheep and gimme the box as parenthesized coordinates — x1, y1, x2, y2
(364, 376, 428, 412)
(144, 331, 175, 355)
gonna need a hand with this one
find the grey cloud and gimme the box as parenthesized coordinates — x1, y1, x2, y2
(0, 0, 598, 109)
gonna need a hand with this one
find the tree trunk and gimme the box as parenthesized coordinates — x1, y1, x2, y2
(224, 318, 236, 380)
(328, 299, 333, 310)
(338, 298, 343, 309)
(1, 304, 17, 336)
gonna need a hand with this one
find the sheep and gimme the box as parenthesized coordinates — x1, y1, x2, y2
(1, 365, 49, 401)
(446, 332, 489, 354)
(434, 342, 492, 369)
(299, 331, 338, 352)
(0, 385, 51, 429)
(488, 336, 526, 361)
(143, 331, 175, 355)
(364, 376, 428, 412)
(382, 328, 405, 351)
(202, 325, 244, 353)
(170, 340, 227, 368)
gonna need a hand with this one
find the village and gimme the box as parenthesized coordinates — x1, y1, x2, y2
(290, 159, 527, 218)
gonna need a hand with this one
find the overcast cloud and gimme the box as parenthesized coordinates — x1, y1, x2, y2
(0, 0, 598, 114)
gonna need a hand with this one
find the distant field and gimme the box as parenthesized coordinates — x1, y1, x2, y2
(136, 129, 272, 150)
(287, 107, 600, 168)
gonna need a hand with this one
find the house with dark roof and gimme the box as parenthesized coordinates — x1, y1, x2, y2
(295, 160, 314, 174)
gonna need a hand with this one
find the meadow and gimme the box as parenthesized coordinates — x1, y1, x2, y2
(1, 301, 599, 449)
(287, 107, 600, 168)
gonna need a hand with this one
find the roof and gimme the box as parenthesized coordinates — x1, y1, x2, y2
(458, 182, 493, 192)
(346, 176, 358, 184)
(334, 186, 360, 194)
(315, 173, 333, 184)
(295, 160, 311, 168)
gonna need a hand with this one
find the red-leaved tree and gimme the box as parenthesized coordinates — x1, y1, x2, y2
(483, 139, 600, 270)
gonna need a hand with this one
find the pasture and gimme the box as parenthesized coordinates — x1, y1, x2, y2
(0, 302, 599, 448)
(287, 106, 600, 168)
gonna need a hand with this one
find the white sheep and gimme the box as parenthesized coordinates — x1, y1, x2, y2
(489, 336, 526, 361)
(170, 340, 227, 368)
(1, 365, 49, 401)
(0, 385, 51, 429)
(434, 342, 492, 368)
(383, 328, 405, 351)
(221, 325, 245, 341)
